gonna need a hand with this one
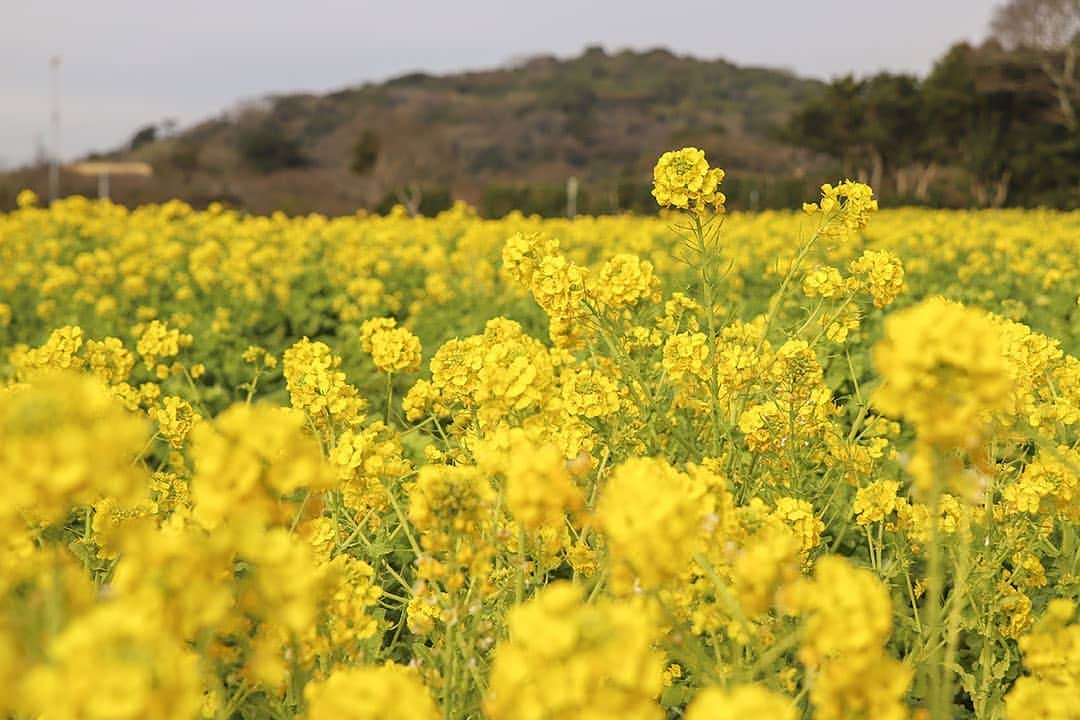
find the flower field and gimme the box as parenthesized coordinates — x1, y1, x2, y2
(0, 151, 1078, 719)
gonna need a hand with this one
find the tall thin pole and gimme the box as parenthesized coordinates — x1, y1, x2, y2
(48, 55, 61, 203)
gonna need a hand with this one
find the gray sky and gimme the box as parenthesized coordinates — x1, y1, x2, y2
(1, 0, 998, 167)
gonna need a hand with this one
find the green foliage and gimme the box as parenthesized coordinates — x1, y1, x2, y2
(374, 185, 453, 216)
(479, 183, 567, 217)
(166, 141, 201, 179)
(235, 115, 310, 174)
(350, 130, 380, 175)
(129, 125, 158, 152)
(787, 41, 1080, 208)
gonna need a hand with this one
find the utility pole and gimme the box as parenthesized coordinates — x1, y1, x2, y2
(567, 176, 578, 219)
(48, 55, 62, 203)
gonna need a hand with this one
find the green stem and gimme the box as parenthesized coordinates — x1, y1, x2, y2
(924, 448, 948, 720)
(385, 371, 394, 426)
(381, 476, 422, 557)
(808, 293, 857, 349)
(691, 213, 727, 455)
(245, 366, 261, 404)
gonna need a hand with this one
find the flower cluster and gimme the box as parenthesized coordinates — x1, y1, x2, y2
(651, 147, 726, 215)
(305, 663, 440, 720)
(802, 179, 878, 236)
(872, 297, 1013, 451)
(850, 249, 905, 308)
(791, 556, 911, 720)
(484, 582, 665, 720)
(360, 316, 422, 374)
(1005, 599, 1080, 719)
(283, 337, 368, 438)
(597, 458, 706, 590)
(685, 685, 795, 720)
(0, 371, 148, 529)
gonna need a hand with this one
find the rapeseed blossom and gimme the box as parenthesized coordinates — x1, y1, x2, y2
(685, 685, 795, 720)
(598, 457, 705, 590)
(873, 297, 1013, 451)
(0, 152, 1074, 720)
(360, 316, 422, 373)
(484, 582, 665, 720)
(802, 179, 878, 236)
(792, 556, 911, 720)
(305, 663, 439, 720)
(651, 147, 726, 214)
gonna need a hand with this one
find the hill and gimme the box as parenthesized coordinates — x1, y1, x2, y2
(0, 47, 826, 215)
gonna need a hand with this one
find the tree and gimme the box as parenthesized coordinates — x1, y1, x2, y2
(234, 114, 309, 173)
(129, 124, 158, 152)
(350, 131, 380, 175)
(860, 74, 929, 192)
(785, 74, 930, 194)
(168, 141, 201, 182)
(785, 76, 866, 174)
(924, 41, 1079, 206)
(786, 41, 1078, 207)
(991, 0, 1080, 128)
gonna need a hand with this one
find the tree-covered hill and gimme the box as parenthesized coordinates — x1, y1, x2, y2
(2, 47, 827, 215)
(3, 27, 1076, 215)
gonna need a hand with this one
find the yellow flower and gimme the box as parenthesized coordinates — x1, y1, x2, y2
(850, 249, 905, 308)
(0, 370, 148, 529)
(283, 337, 368, 437)
(1005, 599, 1080, 720)
(594, 253, 661, 311)
(663, 331, 710, 383)
(730, 517, 802, 617)
(1002, 445, 1079, 522)
(685, 684, 796, 720)
(483, 582, 665, 720)
(802, 265, 848, 299)
(21, 600, 203, 720)
(16, 188, 39, 208)
(872, 298, 1013, 450)
(652, 147, 726, 215)
(328, 420, 411, 516)
(854, 480, 903, 525)
(597, 457, 705, 590)
(501, 231, 561, 289)
(305, 663, 440, 720)
(14, 325, 85, 374)
(502, 439, 584, 532)
(793, 556, 911, 720)
(560, 365, 622, 418)
(407, 464, 495, 555)
(150, 395, 199, 449)
(189, 403, 332, 531)
(738, 400, 782, 453)
(771, 497, 824, 554)
(803, 180, 878, 236)
(422, 317, 556, 427)
(360, 317, 422, 373)
(135, 320, 192, 370)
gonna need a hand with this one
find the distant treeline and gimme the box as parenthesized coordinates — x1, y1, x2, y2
(356, 33, 1080, 216)
(2, 0, 1076, 215)
(785, 40, 1079, 210)
(362, 175, 823, 218)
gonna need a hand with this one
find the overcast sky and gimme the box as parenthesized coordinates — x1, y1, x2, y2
(1, 0, 999, 167)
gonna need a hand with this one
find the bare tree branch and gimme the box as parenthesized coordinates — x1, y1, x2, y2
(991, 0, 1080, 128)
